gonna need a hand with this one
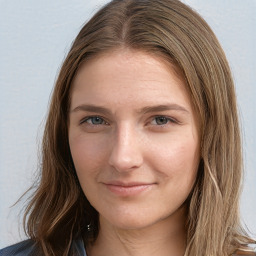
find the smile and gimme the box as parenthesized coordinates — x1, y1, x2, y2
(103, 182, 156, 197)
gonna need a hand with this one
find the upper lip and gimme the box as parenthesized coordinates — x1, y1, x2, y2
(103, 181, 155, 187)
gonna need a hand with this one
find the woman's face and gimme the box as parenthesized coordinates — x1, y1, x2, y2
(69, 49, 200, 230)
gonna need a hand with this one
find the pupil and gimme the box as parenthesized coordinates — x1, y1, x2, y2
(92, 117, 102, 124)
(156, 117, 167, 125)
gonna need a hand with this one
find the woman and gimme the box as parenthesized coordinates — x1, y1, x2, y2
(0, 0, 255, 255)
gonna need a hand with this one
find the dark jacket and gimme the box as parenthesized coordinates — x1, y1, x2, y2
(0, 239, 87, 256)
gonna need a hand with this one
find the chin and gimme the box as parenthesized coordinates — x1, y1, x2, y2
(100, 208, 177, 231)
(99, 209, 154, 230)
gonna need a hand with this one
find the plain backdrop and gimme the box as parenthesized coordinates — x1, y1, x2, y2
(0, 0, 255, 248)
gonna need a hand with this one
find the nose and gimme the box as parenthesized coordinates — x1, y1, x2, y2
(108, 124, 143, 172)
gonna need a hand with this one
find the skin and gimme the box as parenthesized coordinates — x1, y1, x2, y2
(69, 49, 200, 256)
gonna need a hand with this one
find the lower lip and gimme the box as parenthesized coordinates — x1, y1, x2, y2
(105, 184, 154, 196)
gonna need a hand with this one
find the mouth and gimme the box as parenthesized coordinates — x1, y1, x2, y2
(102, 181, 156, 197)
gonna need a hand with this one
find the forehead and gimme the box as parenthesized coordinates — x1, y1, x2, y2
(71, 49, 189, 103)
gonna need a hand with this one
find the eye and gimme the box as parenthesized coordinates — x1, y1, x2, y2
(81, 116, 108, 125)
(151, 116, 177, 126)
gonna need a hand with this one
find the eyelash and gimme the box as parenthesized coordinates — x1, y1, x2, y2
(80, 116, 109, 126)
(80, 115, 178, 126)
(150, 116, 178, 126)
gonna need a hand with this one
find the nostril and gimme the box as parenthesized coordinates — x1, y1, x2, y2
(108, 145, 143, 172)
(108, 153, 143, 172)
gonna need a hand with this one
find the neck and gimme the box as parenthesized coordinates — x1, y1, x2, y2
(87, 206, 187, 256)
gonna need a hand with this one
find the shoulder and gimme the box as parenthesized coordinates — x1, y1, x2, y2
(0, 238, 87, 256)
(0, 240, 40, 256)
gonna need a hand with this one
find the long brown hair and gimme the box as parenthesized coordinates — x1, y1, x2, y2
(23, 0, 254, 255)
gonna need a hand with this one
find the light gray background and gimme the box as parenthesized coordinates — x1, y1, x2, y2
(0, 0, 255, 248)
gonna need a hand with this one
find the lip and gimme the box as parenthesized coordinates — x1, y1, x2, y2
(103, 181, 156, 197)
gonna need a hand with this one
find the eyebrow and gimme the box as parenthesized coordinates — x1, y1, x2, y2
(71, 103, 189, 115)
(71, 104, 112, 115)
(138, 104, 189, 114)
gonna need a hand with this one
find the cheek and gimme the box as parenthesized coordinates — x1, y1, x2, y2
(147, 133, 199, 177)
(69, 135, 109, 176)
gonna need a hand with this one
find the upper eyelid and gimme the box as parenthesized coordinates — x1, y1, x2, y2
(149, 115, 179, 124)
(80, 115, 109, 125)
